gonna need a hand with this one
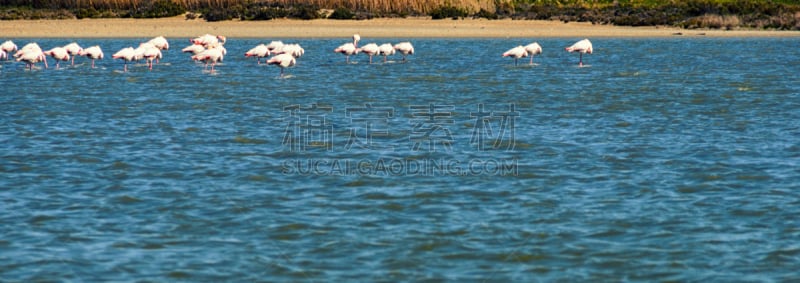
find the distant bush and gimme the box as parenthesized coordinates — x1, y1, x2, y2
(430, 6, 468, 20)
(329, 7, 355, 19)
(129, 0, 183, 18)
(473, 8, 498, 20)
(288, 4, 321, 20)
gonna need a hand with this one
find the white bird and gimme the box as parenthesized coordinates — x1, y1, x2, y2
(502, 45, 528, 66)
(63, 42, 82, 66)
(148, 36, 169, 50)
(1, 40, 17, 58)
(44, 47, 70, 69)
(277, 43, 304, 58)
(265, 41, 284, 53)
(334, 34, 361, 63)
(16, 48, 47, 70)
(190, 34, 225, 48)
(182, 44, 205, 56)
(14, 43, 48, 69)
(334, 43, 359, 63)
(360, 43, 380, 64)
(14, 43, 43, 58)
(393, 42, 414, 62)
(378, 43, 395, 63)
(524, 42, 543, 65)
(112, 47, 136, 72)
(142, 46, 162, 70)
(565, 39, 593, 66)
(79, 45, 103, 68)
(191, 46, 224, 72)
(267, 53, 296, 77)
(245, 44, 270, 64)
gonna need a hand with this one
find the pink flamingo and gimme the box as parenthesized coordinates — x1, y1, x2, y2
(265, 41, 284, 53)
(245, 44, 270, 64)
(142, 46, 162, 70)
(191, 47, 224, 72)
(277, 43, 304, 58)
(267, 53, 296, 77)
(16, 49, 47, 70)
(393, 42, 414, 62)
(524, 42, 542, 65)
(502, 46, 527, 66)
(1, 40, 17, 60)
(378, 43, 395, 63)
(334, 34, 360, 63)
(182, 44, 205, 57)
(63, 42, 82, 66)
(112, 47, 136, 72)
(148, 36, 170, 50)
(44, 47, 70, 69)
(14, 43, 48, 69)
(360, 43, 380, 64)
(79, 45, 103, 68)
(565, 39, 593, 67)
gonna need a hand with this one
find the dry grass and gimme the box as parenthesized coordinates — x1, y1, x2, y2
(63, 0, 506, 13)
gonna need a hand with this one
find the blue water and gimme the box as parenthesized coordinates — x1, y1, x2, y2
(1, 37, 799, 281)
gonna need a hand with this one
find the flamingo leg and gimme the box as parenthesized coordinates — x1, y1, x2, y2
(71, 56, 75, 66)
(124, 62, 128, 72)
(529, 56, 534, 65)
(579, 53, 583, 67)
(91, 59, 95, 68)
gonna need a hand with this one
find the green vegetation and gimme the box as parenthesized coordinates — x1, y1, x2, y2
(0, 0, 798, 30)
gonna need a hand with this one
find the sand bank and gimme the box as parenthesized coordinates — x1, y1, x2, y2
(2, 16, 799, 38)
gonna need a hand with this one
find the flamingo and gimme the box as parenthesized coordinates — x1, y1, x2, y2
(182, 44, 205, 56)
(14, 43, 48, 69)
(191, 46, 224, 72)
(360, 43, 380, 64)
(378, 43, 395, 63)
(245, 44, 270, 64)
(79, 45, 103, 68)
(142, 46, 162, 70)
(267, 53, 296, 77)
(502, 45, 528, 66)
(15, 49, 47, 70)
(265, 41, 284, 53)
(334, 34, 361, 63)
(277, 44, 304, 58)
(334, 43, 359, 63)
(112, 47, 136, 72)
(565, 39, 593, 67)
(44, 47, 70, 69)
(1, 40, 17, 59)
(393, 42, 414, 62)
(524, 42, 542, 65)
(63, 42, 82, 66)
(190, 34, 225, 48)
(148, 36, 169, 50)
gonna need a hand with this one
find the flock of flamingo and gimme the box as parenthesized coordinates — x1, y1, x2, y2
(1, 35, 593, 76)
(503, 38, 593, 66)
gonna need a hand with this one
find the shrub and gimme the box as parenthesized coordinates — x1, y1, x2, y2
(473, 8, 498, 20)
(430, 6, 468, 20)
(129, 0, 184, 18)
(328, 7, 354, 20)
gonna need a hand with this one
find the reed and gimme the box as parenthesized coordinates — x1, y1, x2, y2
(7, 0, 506, 13)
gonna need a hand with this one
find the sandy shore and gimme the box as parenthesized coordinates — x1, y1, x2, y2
(2, 15, 799, 38)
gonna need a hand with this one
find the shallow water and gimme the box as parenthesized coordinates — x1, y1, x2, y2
(1, 37, 799, 281)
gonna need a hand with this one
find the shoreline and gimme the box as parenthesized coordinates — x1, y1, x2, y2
(2, 16, 800, 38)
